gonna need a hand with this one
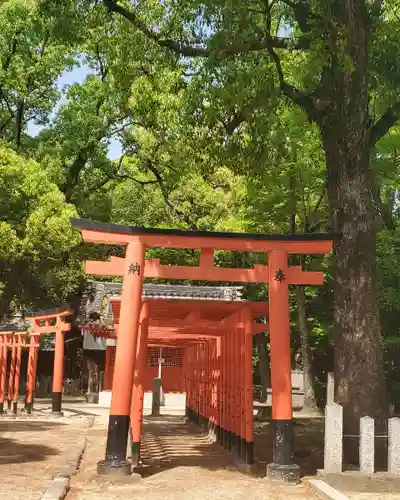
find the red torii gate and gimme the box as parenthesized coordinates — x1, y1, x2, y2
(0, 331, 39, 414)
(71, 218, 333, 483)
(113, 297, 267, 468)
(26, 307, 73, 415)
(0, 308, 72, 416)
(84, 297, 267, 468)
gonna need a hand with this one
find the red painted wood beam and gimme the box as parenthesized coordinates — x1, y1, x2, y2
(78, 227, 333, 254)
(85, 257, 324, 285)
(25, 308, 74, 321)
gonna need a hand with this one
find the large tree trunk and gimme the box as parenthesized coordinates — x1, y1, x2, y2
(323, 133, 388, 463)
(295, 286, 318, 413)
(316, 1, 388, 465)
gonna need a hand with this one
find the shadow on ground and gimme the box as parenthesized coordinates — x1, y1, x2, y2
(35, 398, 86, 405)
(0, 421, 63, 465)
(138, 415, 324, 480)
(0, 436, 58, 465)
(0, 421, 65, 432)
(139, 417, 240, 478)
(59, 407, 100, 417)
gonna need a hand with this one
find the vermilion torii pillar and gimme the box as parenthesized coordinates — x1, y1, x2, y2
(130, 302, 149, 467)
(267, 250, 297, 480)
(26, 334, 40, 415)
(71, 218, 333, 483)
(13, 334, 22, 414)
(0, 335, 6, 414)
(97, 239, 145, 476)
(7, 336, 17, 410)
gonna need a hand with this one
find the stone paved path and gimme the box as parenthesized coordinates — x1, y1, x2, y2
(0, 414, 91, 500)
(67, 414, 318, 500)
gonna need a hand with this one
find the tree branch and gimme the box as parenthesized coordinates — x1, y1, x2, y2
(0, 87, 14, 118)
(2, 37, 18, 72)
(95, 42, 109, 82)
(143, 158, 199, 230)
(307, 190, 326, 232)
(85, 153, 159, 193)
(279, 0, 319, 32)
(370, 102, 400, 146)
(263, 4, 318, 122)
(103, 0, 308, 56)
(313, 191, 325, 211)
(89, 173, 157, 193)
(223, 89, 272, 133)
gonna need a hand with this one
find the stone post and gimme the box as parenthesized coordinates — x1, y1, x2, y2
(324, 403, 343, 473)
(359, 416, 374, 474)
(152, 377, 162, 417)
(326, 372, 334, 405)
(388, 417, 400, 474)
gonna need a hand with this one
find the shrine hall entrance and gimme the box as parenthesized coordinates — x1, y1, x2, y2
(72, 217, 333, 484)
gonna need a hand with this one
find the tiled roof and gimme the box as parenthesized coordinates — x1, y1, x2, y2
(0, 312, 30, 333)
(0, 281, 244, 335)
(77, 280, 243, 328)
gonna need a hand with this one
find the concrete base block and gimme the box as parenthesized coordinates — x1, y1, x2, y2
(41, 477, 70, 500)
(56, 465, 76, 479)
(266, 463, 301, 484)
(97, 459, 131, 477)
(233, 459, 257, 474)
(85, 393, 99, 404)
(92, 470, 143, 484)
(51, 411, 64, 418)
(307, 479, 349, 500)
(98, 390, 112, 406)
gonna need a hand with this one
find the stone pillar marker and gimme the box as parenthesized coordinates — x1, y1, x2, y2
(388, 417, 400, 474)
(324, 403, 343, 473)
(359, 416, 374, 474)
(152, 377, 162, 417)
(327, 372, 334, 405)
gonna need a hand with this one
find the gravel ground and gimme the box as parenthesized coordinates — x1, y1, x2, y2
(67, 414, 318, 500)
(0, 413, 91, 500)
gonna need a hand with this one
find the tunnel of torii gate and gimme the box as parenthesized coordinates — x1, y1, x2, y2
(0, 307, 72, 416)
(71, 217, 334, 483)
(83, 295, 269, 469)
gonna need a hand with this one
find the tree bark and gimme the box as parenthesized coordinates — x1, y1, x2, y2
(323, 131, 388, 463)
(86, 358, 97, 394)
(295, 286, 318, 413)
(255, 333, 270, 403)
(312, 1, 389, 464)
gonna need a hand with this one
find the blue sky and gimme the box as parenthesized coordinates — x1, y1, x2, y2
(27, 64, 122, 160)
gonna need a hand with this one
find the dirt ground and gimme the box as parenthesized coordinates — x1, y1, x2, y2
(67, 414, 318, 500)
(322, 472, 400, 500)
(5, 398, 398, 500)
(0, 414, 91, 500)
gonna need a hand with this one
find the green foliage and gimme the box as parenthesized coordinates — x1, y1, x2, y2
(0, 0, 77, 148)
(0, 0, 400, 416)
(0, 144, 83, 314)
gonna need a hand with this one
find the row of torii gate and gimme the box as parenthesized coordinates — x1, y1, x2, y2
(0, 309, 71, 415)
(0, 218, 333, 485)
